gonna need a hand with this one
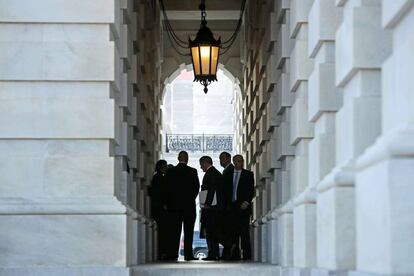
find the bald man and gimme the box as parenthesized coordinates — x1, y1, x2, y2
(165, 151, 200, 261)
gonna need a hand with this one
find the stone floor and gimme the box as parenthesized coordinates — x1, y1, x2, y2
(131, 261, 281, 276)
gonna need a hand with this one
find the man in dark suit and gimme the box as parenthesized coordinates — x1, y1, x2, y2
(219, 152, 234, 203)
(165, 151, 200, 261)
(229, 154, 255, 260)
(219, 151, 234, 259)
(199, 156, 224, 260)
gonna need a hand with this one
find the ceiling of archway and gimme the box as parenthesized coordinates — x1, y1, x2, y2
(160, 0, 243, 83)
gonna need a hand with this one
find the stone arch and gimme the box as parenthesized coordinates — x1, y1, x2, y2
(161, 63, 242, 100)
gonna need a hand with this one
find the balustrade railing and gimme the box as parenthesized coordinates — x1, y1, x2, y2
(165, 134, 233, 152)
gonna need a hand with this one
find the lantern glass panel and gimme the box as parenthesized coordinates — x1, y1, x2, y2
(200, 46, 211, 75)
(211, 46, 219, 75)
(191, 47, 201, 75)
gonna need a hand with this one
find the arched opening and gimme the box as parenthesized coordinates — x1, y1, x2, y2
(161, 63, 241, 165)
(151, 64, 244, 260)
(161, 64, 239, 157)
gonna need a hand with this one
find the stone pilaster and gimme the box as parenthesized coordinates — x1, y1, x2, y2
(264, 0, 295, 266)
(316, 0, 391, 271)
(353, 1, 414, 275)
(302, 0, 343, 271)
(278, 201, 294, 267)
(113, 0, 163, 264)
(288, 0, 317, 269)
(0, 0, 163, 273)
(0, 0, 128, 274)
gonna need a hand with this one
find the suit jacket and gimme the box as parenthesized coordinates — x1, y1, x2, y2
(222, 163, 234, 179)
(200, 166, 224, 208)
(232, 169, 255, 207)
(222, 163, 234, 208)
(200, 166, 224, 239)
(165, 163, 200, 211)
(149, 172, 167, 218)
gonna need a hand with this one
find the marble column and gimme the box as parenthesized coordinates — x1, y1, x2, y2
(289, 0, 317, 269)
(252, 221, 261, 262)
(266, 0, 296, 267)
(261, 218, 268, 263)
(0, 0, 164, 273)
(353, 1, 414, 275)
(316, 0, 391, 272)
(0, 1, 128, 275)
(278, 201, 294, 267)
(269, 213, 280, 265)
(305, 0, 343, 273)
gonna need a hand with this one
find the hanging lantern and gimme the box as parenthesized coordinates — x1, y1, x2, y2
(189, 2, 221, 94)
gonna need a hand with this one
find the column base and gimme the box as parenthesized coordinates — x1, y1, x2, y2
(293, 188, 317, 268)
(316, 164, 356, 270)
(355, 126, 414, 274)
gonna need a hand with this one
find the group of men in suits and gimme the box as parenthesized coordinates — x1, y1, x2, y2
(199, 152, 254, 260)
(158, 150, 254, 261)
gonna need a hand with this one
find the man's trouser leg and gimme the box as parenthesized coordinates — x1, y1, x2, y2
(183, 208, 196, 259)
(206, 208, 220, 258)
(168, 210, 182, 259)
(229, 204, 241, 259)
(240, 209, 251, 260)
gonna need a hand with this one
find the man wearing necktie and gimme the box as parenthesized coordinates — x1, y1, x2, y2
(229, 154, 255, 260)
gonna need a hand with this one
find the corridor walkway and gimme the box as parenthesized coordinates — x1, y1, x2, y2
(131, 262, 281, 276)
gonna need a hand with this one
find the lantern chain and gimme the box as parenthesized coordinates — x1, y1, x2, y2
(159, 0, 190, 55)
(200, 1, 207, 26)
(220, 0, 247, 55)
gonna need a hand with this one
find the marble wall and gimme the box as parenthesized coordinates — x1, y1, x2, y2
(0, 0, 162, 274)
(239, 0, 414, 275)
(110, 0, 164, 267)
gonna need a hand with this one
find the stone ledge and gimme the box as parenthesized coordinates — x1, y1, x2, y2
(269, 199, 295, 219)
(293, 188, 317, 206)
(131, 263, 282, 276)
(0, 267, 129, 276)
(317, 164, 355, 193)
(0, 196, 126, 214)
(0, 0, 115, 23)
(349, 270, 412, 276)
(310, 268, 350, 276)
(356, 126, 414, 170)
